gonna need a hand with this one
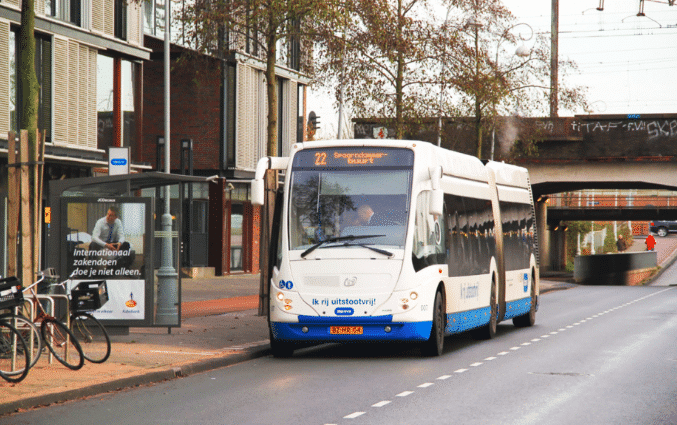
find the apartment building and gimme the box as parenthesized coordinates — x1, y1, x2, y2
(0, 1, 309, 276)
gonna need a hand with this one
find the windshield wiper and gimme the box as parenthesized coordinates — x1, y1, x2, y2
(300, 234, 385, 258)
(340, 242, 393, 258)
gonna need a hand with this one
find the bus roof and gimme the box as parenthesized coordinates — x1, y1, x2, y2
(485, 161, 530, 189)
(294, 140, 489, 183)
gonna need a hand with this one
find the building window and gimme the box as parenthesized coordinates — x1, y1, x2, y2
(97, 55, 138, 150)
(97, 54, 115, 149)
(47, 0, 81, 27)
(115, 0, 127, 40)
(121, 60, 137, 147)
(10, 29, 53, 143)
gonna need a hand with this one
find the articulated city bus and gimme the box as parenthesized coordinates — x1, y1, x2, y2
(252, 140, 538, 357)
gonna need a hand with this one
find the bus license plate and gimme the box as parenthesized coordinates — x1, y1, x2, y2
(330, 326, 363, 335)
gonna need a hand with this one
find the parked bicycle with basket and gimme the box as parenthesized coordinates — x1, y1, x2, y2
(41, 269, 111, 364)
(0, 273, 84, 371)
(0, 276, 41, 376)
(0, 321, 31, 383)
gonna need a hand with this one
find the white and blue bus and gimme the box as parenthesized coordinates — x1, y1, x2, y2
(252, 140, 538, 357)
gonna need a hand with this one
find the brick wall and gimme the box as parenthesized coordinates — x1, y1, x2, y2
(142, 57, 222, 171)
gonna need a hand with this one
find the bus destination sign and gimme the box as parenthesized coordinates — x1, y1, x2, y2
(293, 147, 414, 168)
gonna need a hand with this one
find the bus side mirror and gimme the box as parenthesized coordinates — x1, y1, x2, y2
(251, 179, 264, 206)
(430, 189, 444, 217)
(429, 166, 444, 217)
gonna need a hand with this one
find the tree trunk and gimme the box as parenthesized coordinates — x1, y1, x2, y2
(19, 0, 40, 284)
(395, 0, 404, 139)
(266, 27, 278, 157)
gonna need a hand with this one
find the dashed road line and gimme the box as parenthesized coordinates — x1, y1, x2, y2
(344, 412, 365, 419)
(331, 288, 677, 424)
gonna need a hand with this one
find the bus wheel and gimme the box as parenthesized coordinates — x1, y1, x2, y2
(422, 290, 445, 357)
(513, 271, 537, 328)
(473, 277, 497, 340)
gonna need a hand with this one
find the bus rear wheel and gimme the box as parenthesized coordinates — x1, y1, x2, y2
(421, 290, 445, 357)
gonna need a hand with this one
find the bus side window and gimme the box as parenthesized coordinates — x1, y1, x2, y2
(412, 191, 446, 271)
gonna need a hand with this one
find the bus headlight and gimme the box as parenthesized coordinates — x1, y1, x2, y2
(277, 292, 285, 301)
(410, 291, 418, 300)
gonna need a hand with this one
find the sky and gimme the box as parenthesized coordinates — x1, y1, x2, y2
(308, 0, 677, 139)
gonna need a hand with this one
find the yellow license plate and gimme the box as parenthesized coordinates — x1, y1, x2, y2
(330, 326, 363, 335)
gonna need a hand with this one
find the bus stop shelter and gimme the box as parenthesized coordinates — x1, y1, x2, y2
(47, 172, 215, 331)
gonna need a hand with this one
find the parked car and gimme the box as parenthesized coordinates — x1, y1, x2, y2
(649, 221, 677, 237)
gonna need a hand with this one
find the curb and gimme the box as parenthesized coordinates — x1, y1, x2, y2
(0, 344, 271, 417)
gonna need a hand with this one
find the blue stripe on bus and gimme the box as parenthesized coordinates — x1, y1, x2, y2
(270, 319, 432, 342)
(445, 306, 491, 334)
(503, 297, 532, 320)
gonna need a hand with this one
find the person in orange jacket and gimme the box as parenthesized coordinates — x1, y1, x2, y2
(645, 234, 656, 251)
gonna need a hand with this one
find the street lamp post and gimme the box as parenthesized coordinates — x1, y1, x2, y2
(156, 0, 178, 327)
(490, 23, 533, 160)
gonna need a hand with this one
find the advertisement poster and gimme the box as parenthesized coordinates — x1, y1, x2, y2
(63, 198, 150, 323)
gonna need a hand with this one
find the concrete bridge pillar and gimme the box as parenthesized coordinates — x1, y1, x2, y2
(536, 199, 551, 274)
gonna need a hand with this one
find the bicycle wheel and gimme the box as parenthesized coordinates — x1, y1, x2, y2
(40, 318, 84, 370)
(70, 312, 111, 363)
(0, 314, 42, 372)
(0, 322, 30, 383)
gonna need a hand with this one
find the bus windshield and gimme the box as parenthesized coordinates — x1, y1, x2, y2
(288, 147, 413, 251)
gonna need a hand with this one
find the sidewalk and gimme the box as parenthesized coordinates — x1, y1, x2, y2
(0, 274, 570, 416)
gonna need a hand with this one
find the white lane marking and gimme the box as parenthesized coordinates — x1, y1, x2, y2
(418, 382, 434, 388)
(521, 342, 531, 346)
(397, 391, 414, 397)
(437, 375, 451, 380)
(558, 328, 566, 331)
(586, 317, 593, 320)
(531, 338, 541, 342)
(566, 326, 574, 329)
(541, 335, 550, 338)
(372, 401, 391, 407)
(550, 331, 558, 335)
(510, 347, 521, 351)
(455, 368, 469, 373)
(498, 351, 509, 355)
(344, 412, 365, 419)
(485, 356, 497, 361)
(470, 362, 483, 367)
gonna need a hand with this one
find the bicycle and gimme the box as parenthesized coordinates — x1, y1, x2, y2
(0, 273, 84, 371)
(0, 321, 30, 383)
(42, 269, 111, 364)
(0, 276, 41, 377)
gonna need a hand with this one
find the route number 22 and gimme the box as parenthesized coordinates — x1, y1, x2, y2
(315, 152, 327, 166)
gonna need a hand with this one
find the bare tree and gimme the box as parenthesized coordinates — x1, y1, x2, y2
(442, 0, 589, 158)
(181, 0, 339, 156)
(314, 0, 455, 139)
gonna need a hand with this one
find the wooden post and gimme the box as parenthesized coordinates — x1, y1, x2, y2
(19, 130, 33, 287)
(33, 130, 45, 278)
(258, 169, 277, 317)
(7, 132, 18, 278)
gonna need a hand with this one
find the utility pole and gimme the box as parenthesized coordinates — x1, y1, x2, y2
(550, 0, 559, 117)
(156, 0, 178, 328)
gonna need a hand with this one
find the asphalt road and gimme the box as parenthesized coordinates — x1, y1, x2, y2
(3, 284, 677, 424)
